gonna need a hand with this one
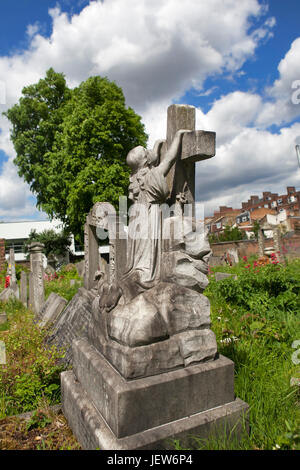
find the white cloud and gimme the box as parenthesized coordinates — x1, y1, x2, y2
(256, 38, 300, 127)
(0, 0, 289, 221)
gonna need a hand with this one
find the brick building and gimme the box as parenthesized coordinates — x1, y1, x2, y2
(241, 186, 300, 216)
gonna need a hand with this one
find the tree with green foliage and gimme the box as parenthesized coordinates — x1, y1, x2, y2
(209, 224, 247, 243)
(25, 229, 72, 260)
(4, 68, 147, 240)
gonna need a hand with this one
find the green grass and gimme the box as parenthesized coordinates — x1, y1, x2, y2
(183, 257, 300, 450)
(1, 259, 299, 450)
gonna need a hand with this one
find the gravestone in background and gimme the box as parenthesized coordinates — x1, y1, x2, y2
(0, 239, 5, 272)
(20, 271, 28, 307)
(28, 242, 45, 315)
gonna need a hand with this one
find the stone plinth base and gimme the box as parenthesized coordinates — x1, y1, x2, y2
(61, 339, 249, 450)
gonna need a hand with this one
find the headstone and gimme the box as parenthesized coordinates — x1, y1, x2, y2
(273, 227, 284, 263)
(75, 260, 85, 278)
(0, 313, 7, 324)
(84, 203, 126, 290)
(38, 292, 67, 329)
(227, 248, 239, 265)
(0, 239, 5, 272)
(70, 279, 76, 287)
(28, 242, 45, 315)
(20, 271, 28, 307)
(215, 272, 237, 282)
(6, 249, 19, 299)
(209, 255, 226, 267)
(258, 228, 264, 257)
(61, 104, 248, 450)
(0, 287, 18, 302)
(46, 287, 96, 365)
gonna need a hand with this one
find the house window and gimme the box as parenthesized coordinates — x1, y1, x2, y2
(271, 201, 277, 208)
(242, 216, 247, 222)
(216, 222, 222, 229)
(277, 199, 282, 205)
(264, 204, 269, 208)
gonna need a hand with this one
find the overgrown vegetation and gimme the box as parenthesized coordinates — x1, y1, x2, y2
(177, 256, 300, 450)
(209, 224, 247, 243)
(44, 264, 83, 302)
(0, 299, 65, 418)
(0, 258, 299, 450)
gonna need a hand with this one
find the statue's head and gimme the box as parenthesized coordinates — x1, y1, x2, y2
(126, 146, 159, 173)
(126, 146, 147, 173)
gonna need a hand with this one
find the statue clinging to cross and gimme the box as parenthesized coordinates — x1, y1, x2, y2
(122, 104, 215, 296)
(91, 104, 218, 377)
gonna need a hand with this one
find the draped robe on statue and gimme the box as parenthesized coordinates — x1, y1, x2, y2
(123, 166, 169, 296)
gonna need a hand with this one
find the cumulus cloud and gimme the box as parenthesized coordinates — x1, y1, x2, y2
(256, 37, 300, 127)
(0, 0, 295, 221)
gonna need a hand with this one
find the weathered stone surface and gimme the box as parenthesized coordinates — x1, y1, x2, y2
(0, 287, 17, 302)
(62, 340, 248, 449)
(89, 281, 217, 379)
(75, 260, 85, 278)
(46, 287, 96, 364)
(72, 339, 233, 439)
(20, 271, 27, 307)
(0, 239, 5, 272)
(209, 256, 226, 267)
(28, 242, 45, 315)
(108, 295, 168, 347)
(61, 375, 249, 450)
(38, 292, 68, 328)
(161, 251, 209, 292)
(215, 272, 237, 282)
(0, 313, 7, 324)
(178, 330, 217, 367)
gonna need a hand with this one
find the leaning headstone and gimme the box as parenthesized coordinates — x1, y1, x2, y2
(61, 104, 248, 450)
(215, 272, 238, 281)
(0, 313, 7, 324)
(28, 242, 45, 316)
(0, 287, 17, 302)
(46, 287, 96, 365)
(38, 292, 68, 329)
(20, 271, 28, 307)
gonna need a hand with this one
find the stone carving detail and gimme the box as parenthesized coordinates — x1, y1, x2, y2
(86, 105, 218, 380)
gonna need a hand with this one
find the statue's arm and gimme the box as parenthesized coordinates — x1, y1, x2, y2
(158, 130, 190, 177)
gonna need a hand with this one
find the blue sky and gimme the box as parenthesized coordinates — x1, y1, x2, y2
(0, 0, 300, 221)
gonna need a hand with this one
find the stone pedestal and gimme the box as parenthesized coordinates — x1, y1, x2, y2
(61, 338, 248, 450)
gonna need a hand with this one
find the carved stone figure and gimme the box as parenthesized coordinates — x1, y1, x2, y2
(87, 107, 218, 379)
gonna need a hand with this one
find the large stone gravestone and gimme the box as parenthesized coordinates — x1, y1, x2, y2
(61, 104, 248, 450)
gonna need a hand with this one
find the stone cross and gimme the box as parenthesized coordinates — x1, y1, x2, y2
(84, 202, 127, 291)
(160, 104, 215, 212)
